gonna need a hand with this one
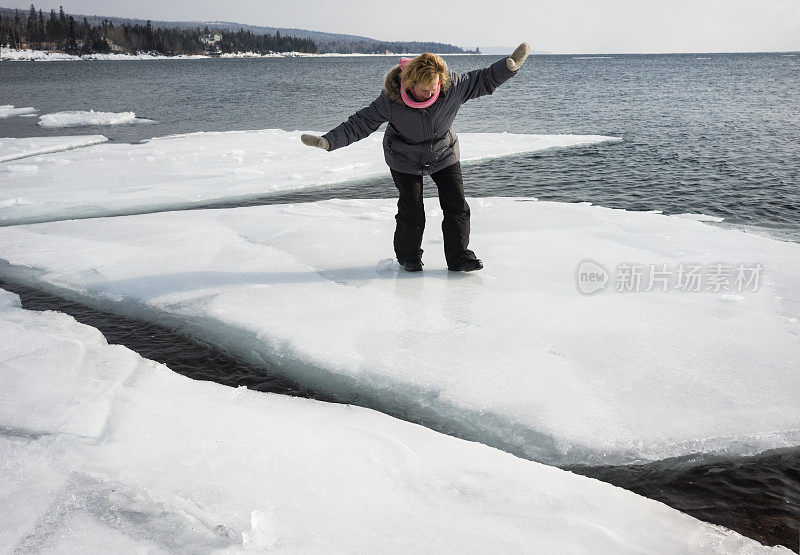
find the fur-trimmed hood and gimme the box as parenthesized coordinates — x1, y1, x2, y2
(383, 65, 452, 105)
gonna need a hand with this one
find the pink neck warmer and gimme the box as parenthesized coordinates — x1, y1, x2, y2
(398, 57, 440, 109)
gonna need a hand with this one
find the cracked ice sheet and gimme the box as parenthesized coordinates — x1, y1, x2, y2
(0, 289, 139, 439)
(0, 289, 787, 553)
(0, 199, 799, 466)
(0, 128, 619, 225)
(0, 135, 109, 163)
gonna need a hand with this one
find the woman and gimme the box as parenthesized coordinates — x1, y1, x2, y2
(301, 43, 531, 272)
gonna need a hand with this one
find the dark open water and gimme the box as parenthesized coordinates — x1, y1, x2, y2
(1, 53, 799, 549)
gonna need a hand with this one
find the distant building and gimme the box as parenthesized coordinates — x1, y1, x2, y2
(104, 38, 124, 53)
(200, 33, 222, 46)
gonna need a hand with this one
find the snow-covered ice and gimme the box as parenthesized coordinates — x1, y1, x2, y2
(0, 48, 209, 61)
(0, 129, 619, 225)
(0, 288, 787, 553)
(673, 212, 726, 223)
(0, 104, 37, 119)
(0, 135, 108, 163)
(1, 48, 85, 61)
(0, 48, 442, 61)
(0, 198, 797, 466)
(37, 110, 153, 128)
(79, 52, 209, 61)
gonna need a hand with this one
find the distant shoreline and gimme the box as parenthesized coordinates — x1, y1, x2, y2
(2, 47, 797, 62)
(0, 48, 491, 61)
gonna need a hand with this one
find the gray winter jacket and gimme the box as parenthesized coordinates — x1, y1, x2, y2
(321, 57, 518, 176)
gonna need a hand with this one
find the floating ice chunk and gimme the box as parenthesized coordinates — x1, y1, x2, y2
(0, 105, 38, 118)
(0, 199, 797, 466)
(0, 129, 620, 225)
(0, 135, 108, 163)
(38, 110, 154, 128)
(0, 287, 785, 553)
(241, 510, 278, 550)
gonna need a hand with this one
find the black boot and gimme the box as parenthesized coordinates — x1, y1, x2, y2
(448, 259, 483, 272)
(401, 259, 423, 272)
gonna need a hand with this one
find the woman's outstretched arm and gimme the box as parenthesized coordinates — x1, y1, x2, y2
(301, 91, 391, 151)
(453, 42, 531, 103)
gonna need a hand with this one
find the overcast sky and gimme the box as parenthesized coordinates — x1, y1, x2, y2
(6, 0, 800, 53)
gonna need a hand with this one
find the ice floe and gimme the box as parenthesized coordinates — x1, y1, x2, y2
(0, 104, 38, 119)
(0, 135, 108, 163)
(0, 288, 787, 553)
(0, 129, 619, 225)
(672, 213, 726, 223)
(38, 110, 153, 128)
(0, 198, 797, 466)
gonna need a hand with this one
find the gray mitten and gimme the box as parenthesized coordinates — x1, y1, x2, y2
(301, 134, 330, 151)
(506, 42, 531, 71)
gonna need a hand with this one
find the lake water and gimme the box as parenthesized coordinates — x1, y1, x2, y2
(1, 53, 799, 549)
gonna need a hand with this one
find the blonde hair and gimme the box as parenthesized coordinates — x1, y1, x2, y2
(401, 53, 452, 91)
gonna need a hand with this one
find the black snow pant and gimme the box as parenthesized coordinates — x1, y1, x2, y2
(390, 161, 477, 268)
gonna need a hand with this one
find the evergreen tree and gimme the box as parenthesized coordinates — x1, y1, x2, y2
(37, 9, 44, 46)
(0, 3, 332, 56)
(26, 4, 37, 44)
(66, 15, 76, 52)
(59, 6, 66, 43)
(46, 9, 58, 44)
